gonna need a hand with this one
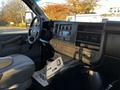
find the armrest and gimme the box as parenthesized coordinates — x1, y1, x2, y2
(0, 57, 13, 69)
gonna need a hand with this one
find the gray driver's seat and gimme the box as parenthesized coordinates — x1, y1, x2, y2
(0, 54, 35, 90)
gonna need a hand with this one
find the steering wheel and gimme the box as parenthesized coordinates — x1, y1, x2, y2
(28, 16, 41, 44)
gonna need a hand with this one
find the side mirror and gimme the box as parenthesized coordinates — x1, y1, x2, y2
(25, 11, 34, 27)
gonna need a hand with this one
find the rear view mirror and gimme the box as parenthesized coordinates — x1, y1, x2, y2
(25, 11, 34, 27)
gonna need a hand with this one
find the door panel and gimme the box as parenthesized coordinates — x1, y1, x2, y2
(0, 32, 41, 68)
(0, 35, 23, 56)
(0, 33, 26, 56)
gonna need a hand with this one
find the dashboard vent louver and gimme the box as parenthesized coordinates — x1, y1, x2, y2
(75, 23, 104, 46)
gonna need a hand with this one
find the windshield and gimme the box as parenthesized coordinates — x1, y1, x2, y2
(0, 0, 120, 32)
(35, 0, 120, 22)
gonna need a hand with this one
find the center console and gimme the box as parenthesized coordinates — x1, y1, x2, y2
(75, 23, 104, 65)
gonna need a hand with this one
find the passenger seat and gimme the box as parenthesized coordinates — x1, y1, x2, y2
(0, 54, 35, 90)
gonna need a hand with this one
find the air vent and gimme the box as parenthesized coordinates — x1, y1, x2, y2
(76, 23, 104, 46)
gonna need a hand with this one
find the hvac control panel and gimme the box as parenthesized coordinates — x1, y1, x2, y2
(52, 21, 78, 43)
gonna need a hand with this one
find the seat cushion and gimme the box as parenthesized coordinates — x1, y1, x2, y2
(0, 54, 35, 90)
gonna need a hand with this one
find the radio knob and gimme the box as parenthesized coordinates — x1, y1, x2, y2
(90, 52, 94, 58)
(90, 51, 94, 58)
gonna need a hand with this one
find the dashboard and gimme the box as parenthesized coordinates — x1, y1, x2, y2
(43, 21, 105, 66)
(43, 20, 120, 69)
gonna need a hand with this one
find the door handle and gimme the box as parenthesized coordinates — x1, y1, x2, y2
(0, 73, 3, 80)
(0, 45, 2, 50)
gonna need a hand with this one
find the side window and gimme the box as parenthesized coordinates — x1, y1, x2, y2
(0, 0, 35, 33)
